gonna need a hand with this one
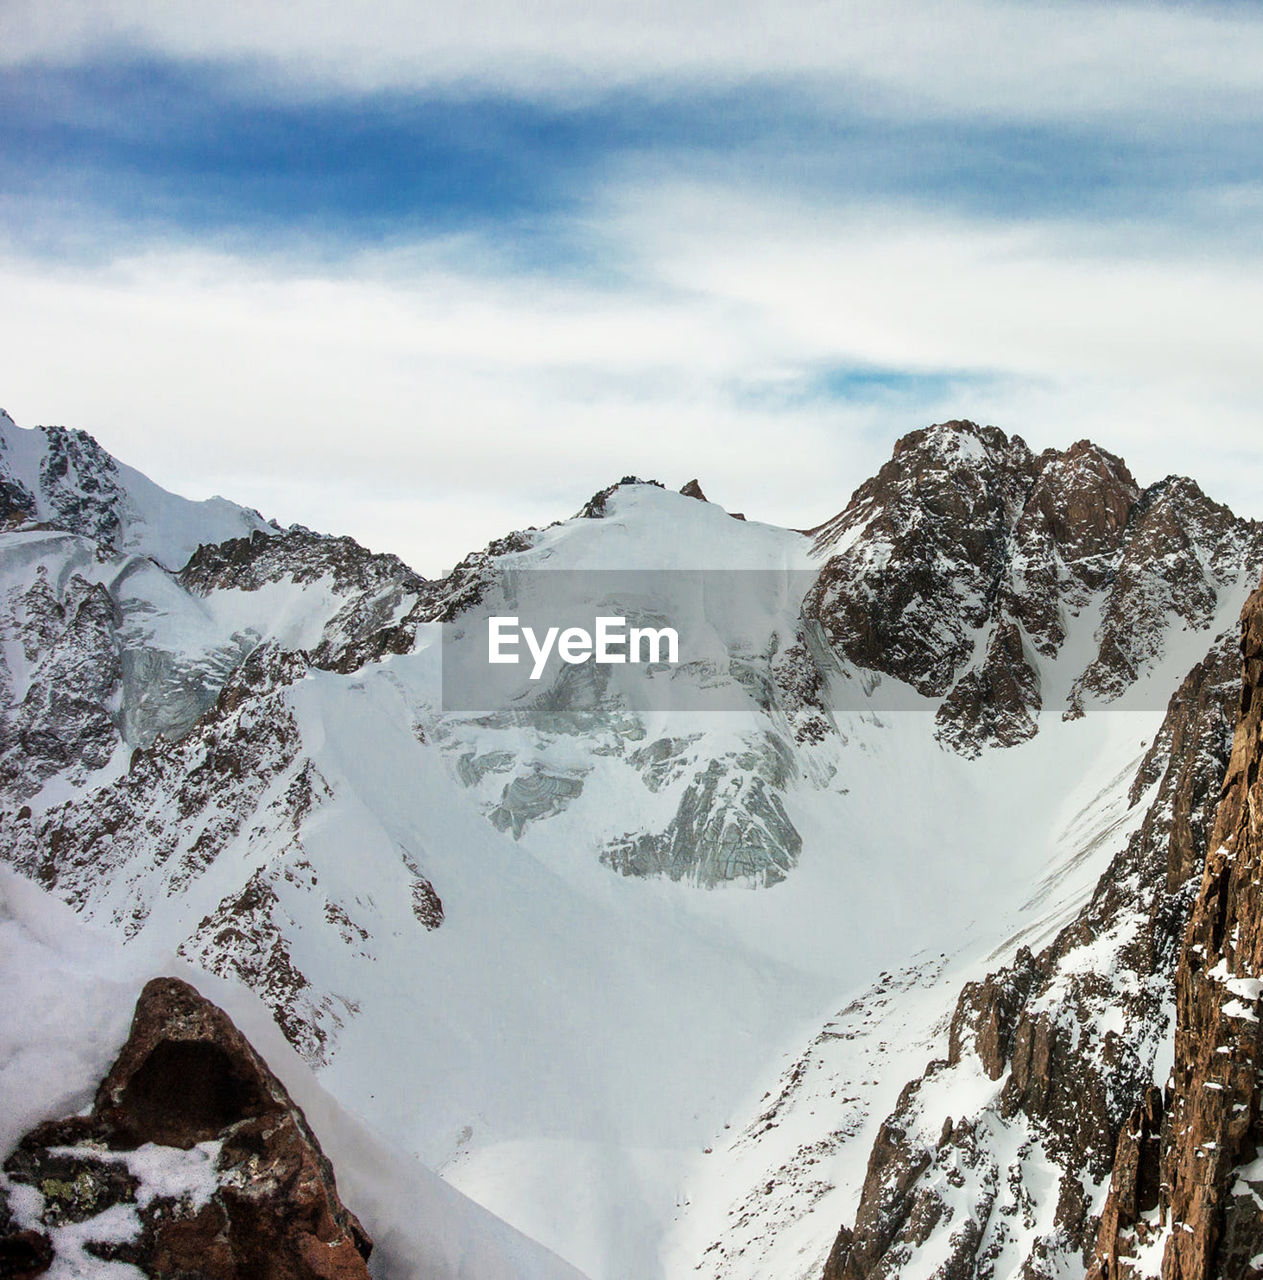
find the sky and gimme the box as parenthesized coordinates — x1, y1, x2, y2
(2, 0, 1263, 575)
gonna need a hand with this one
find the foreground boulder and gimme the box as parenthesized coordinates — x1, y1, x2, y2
(1, 976, 371, 1279)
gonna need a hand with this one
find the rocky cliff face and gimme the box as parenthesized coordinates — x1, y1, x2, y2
(1157, 579, 1263, 1278)
(1, 976, 372, 1279)
(1084, 577, 1263, 1279)
(0, 550, 124, 801)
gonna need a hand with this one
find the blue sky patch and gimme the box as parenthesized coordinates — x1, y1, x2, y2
(4, 55, 1261, 266)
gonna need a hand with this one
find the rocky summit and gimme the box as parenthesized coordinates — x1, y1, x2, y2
(3, 408, 1263, 1279)
(806, 422, 1254, 754)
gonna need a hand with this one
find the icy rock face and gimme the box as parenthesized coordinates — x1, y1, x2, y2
(602, 733, 802, 887)
(179, 526, 428, 673)
(0, 532, 239, 797)
(820, 629, 1242, 1279)
(440, 652, 815, 889)
(1088, 577, 1263, 1279)
(805, 421, 1260, 755)
(2, 975, 372, 1279)
(429, 478, 829, 887)
(0, 557, 123, 801)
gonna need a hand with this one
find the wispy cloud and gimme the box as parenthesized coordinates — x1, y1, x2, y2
(9, 0, 1263, 123)
(4, 170, 1262, 573)
(2, 2, 1262, 573)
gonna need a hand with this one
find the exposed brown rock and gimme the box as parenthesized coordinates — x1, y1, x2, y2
(92, 975, 287, 1146)
(0, 1221, 53, 1278)
(3, 977, 371, 1280)
(947, 946, 1041, 1081)
(933, 618, 1042, 756)
(805, 422, 1037, 699)
(1088, 1087, 1164, 1280)
(1067, 478, 1249, 717)
(1142, 577, 1263, 1279)
(680, 478, 708, 501)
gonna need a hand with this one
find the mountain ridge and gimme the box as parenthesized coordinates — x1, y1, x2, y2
(3, 407, 1262, 1279)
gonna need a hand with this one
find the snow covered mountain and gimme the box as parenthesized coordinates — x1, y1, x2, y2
(3, 408, 1262, 1279)
(0, 408, 276, 571)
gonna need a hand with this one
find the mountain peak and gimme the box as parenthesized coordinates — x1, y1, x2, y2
(0, 413, 275, 570)
(892, 418, 1022, 465)
(576, 475, 666, 519)
(803, 418, 1261, 750)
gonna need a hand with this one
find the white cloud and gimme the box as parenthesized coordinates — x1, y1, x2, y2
(3, 171, 1263, 574)
(6, 0, 1263, 125)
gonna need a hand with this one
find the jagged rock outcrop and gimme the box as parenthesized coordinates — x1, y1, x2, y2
(933, 617, 1042, 754)
(1067, 479, 1251, 718)
(1, 976, 372, 1279)
(1090, 1087, 1165, 1279)
(806, 423, 1041, 700)
(1009, 438, 1139, 649)
(821, 626, 1243, 1278)
(1089, 577, 1263, 1278)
